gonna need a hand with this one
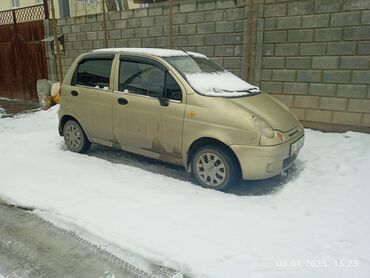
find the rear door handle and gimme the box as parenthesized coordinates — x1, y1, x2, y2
(71, 90, 79, 96)
(117, 98, 128, 105)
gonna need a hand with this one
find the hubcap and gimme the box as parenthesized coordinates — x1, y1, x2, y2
(196, 152, 226, 187)
(65, 124, 82, 150)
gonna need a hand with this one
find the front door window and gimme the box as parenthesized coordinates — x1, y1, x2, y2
(119, 59, 182, 101)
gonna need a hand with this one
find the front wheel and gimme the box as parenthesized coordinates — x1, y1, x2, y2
(191, 145, 240, 191)
(63, 120, 91, 153)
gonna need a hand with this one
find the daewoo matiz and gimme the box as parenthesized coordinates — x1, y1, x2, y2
(58, 48, 304, 190)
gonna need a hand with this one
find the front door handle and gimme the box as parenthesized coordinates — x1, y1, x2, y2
(71, 90, 79, 96)
(117, 98, 128, 105)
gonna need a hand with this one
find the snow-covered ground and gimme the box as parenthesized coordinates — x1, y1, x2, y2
(0, 107, 5, 116)
(0, 106, 370, 278)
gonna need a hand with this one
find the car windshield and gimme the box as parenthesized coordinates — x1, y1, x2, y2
(164, 55, 260, 97)
(164, 55, 224, 74)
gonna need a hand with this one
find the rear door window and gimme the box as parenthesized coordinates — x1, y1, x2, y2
(72, 58, 113, 89)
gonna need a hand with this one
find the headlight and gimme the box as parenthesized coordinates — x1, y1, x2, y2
(252, 115, 274, 138)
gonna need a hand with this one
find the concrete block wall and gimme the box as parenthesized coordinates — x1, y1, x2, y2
(53, 0, 255, 81)
(260, 0, 370, 130)
(48, 0, 370, 131)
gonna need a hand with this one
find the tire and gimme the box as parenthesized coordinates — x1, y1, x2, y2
(63, 120, 91, 153)
(191, 145, 240, 191)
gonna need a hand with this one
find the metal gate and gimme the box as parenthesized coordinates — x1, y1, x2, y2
(0, 4, 49, 100)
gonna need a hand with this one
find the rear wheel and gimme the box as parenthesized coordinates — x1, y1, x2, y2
(191, 145, 240, 191)
(63, 120, 91, 153)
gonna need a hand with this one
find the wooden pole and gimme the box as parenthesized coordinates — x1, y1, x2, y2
(43, 0, 49, 19)
(168, 0, 173, 49)
(246, 0, 254, 82)
(50, 0, 63, 81)
(102, 0, 108, 48)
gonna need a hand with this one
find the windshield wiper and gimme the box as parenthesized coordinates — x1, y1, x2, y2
(245, 87, 261, 93)
(212, 88, 260, 94)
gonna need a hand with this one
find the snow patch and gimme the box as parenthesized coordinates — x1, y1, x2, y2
(36, 209, 156, 273)
(94, 48, 206, 58)
(0, 107, 370, 277)
(185, 71, 260, 97)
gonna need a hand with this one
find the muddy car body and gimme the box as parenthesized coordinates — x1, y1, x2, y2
(58, 48, 304, 190)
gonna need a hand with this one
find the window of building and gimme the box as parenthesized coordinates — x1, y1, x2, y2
(78, 0, 98, 4)
(11, 0, 20, 8)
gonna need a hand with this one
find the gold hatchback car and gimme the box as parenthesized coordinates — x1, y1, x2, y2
(58, 48, 304, 190)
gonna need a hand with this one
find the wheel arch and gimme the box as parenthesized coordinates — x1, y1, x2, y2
(185, 137, 242, 176)
(59, 115, 81, 136)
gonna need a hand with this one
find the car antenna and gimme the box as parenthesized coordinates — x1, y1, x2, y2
(180, 48, 190, 55)
(180, 48, 197, 62)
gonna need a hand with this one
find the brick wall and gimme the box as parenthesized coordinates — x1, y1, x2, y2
(260, 0, 370, 130)
(48, 0, 370, 131)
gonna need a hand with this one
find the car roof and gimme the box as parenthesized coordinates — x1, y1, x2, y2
(93, 47, 207, 58)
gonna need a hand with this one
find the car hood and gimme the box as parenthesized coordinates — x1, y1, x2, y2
(230, 92, 298, 132)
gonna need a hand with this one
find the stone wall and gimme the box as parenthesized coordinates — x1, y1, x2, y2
(260, 0, 370, 131)
(48, 0, 370, 131)
(51, 0, 254, 81)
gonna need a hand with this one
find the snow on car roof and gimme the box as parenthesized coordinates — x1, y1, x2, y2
(94, 47, 207, 58)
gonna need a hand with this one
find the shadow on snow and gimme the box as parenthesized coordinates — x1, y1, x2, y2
(80, 144, 304, 197)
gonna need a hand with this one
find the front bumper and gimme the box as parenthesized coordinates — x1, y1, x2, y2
(230, 128, 304, 180)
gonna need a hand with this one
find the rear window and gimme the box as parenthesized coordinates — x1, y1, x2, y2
(72, 59, 113, 89)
